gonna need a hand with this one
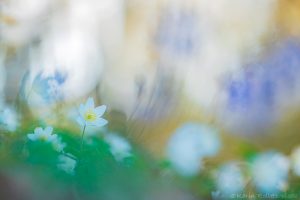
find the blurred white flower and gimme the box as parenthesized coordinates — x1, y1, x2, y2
(251, 152, 290, 194)
(27, 126, 57, 142)
(52, 137, 66, 152)
(26, 32, 103, 103)
(76, 97, 108, 127)
(0, 0, 55, 45)
(166, 123, 221, 176)
(57, 154, 77, 175)
(27, 127, 65, 152)
(182, 0, 276, 111)
(29, 70, 67, 104)
(104, 133, 132, 162)
(216, 162, 245, 197)
(291, 147, 300, 176)
(0, 107, 19, 132)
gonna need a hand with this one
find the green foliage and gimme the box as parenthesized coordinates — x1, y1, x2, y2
(0, 127, 190, 199)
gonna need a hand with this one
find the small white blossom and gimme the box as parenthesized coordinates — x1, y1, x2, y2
(57, 154, 77, 175)
(76, 97, 107, 127)
(251, 152, 289, 194)
(216, 162, 245, 197)
(104, 133, 132, 162)
(0, 107, 19, 132)
(27, 126, 57, 142)
(27, 127, 67, 152)
(166, 123, 221, 176)
(52, 137, 66, 152)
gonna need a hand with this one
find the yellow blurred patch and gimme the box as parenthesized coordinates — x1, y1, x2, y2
(276, 0, 300, 36)
(0, 14, 18, 26)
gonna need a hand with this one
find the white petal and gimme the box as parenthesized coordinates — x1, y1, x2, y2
(94, 118, 108, 127)
(86, 97, 94, 109)
(45, 126, 53, 135)
(76, 116, 85, 127)
(34, 127, 43, 135)
(95, 105, 106, 117)
(27, 134, 37, 141)
(79, 104, 86, 116)
(49, 134, 58, 142)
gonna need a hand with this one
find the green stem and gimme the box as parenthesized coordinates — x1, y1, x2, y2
(61, 152, 77, 161)
(80, 124, 86, 154)
(78, 124, 87, 166)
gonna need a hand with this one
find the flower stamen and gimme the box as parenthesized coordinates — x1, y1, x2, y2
(84, 110, 97, 122)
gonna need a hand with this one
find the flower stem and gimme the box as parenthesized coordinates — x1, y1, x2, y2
(80, 124, 86, 154)
(61, 152, 77, 161)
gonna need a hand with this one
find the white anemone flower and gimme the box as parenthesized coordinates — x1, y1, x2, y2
(27, 126, 66, 152)
(251, 152, 290, 194)
(0, 107, 19, 132)
(57, 154, 77, 175)
(216, 162, 245, 197)
(27, 126, 57, 142)
(76, 97, 108, 127)
(52, 137, 66, 152)
(166, 123, 221, 176)
(104, 133, 132, 161)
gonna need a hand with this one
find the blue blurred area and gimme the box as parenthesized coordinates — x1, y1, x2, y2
(156, 9, 200, 57)
(31, 71, 67, 103)
(224, 39, 300, 132)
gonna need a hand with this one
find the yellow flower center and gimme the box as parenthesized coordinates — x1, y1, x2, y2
(39, 135, 48, 141)
(84, 110, 97, 122)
